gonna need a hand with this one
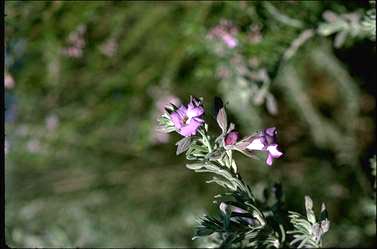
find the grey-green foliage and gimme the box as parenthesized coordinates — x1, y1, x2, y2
(317, 9, 375, 48)
(159, 101, 330, 248)
(287, 196, 330, 248)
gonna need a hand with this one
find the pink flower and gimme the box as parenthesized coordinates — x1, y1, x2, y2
(246, 127, 283, 166)
(62, 25, 86, 58)
(100, 38, 118, 58)
(208, 20, 238, 48)
(170, 96, 205, 137)
(222, 33, 238, 48)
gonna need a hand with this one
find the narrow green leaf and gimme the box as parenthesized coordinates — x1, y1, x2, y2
(305, 196, 316, 224)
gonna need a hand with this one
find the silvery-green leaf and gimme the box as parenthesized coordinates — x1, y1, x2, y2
(204, 123, 209, 132)
(215, 134, 225, 144)
(297, 237, 309, 248)
(311, 223, 321, 240)
(305, 196, 313, 210)
(216, 107, 227, 134)
(186, 163, 204, 170)
(305, 196, 316, 224)
(176, 136, 192, 155)
(156, 125, 176, 133)
(206, 148, 224, 160)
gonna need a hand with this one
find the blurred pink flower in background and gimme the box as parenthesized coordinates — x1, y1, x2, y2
(100, 38, 118, 58)
(5, 73, 15, 89)
(156, 95, 181, 113)
(26, 139, 41, 154)
(62, 25, 86, 58)
(208, 20, 238, 48)
(153, 95, 181, 144)
(45, 114, 59, 132)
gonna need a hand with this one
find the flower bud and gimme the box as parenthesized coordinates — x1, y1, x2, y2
(225, 131, 239, 145)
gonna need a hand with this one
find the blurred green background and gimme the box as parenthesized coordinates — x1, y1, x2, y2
(4, 1, 376, 248)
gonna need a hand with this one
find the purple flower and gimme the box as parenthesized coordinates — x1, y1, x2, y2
(246, 127, 283, 166)
(225, 131, 240, 145)
(170, 96, 204, 137)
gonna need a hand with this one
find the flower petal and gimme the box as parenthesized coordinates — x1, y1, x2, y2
(192, 117, 205, 124)
(170, 112, 182, 129)
(246, 137, 264, 151)
(186, 104, 204, 118)
(264, 127, 276, 137)
(178, 119, 203, 137)
(266, 153, 273, 166)
(267, 144, 283, 158)
(176, 105, 187, 117)
(222, 34, 237, 48)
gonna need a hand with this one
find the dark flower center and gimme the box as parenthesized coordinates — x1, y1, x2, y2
(182, 115, 189, 124)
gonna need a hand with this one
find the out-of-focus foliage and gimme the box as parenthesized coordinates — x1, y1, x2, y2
(4, 1, 376, 248)
(287, 196, 330, 248)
